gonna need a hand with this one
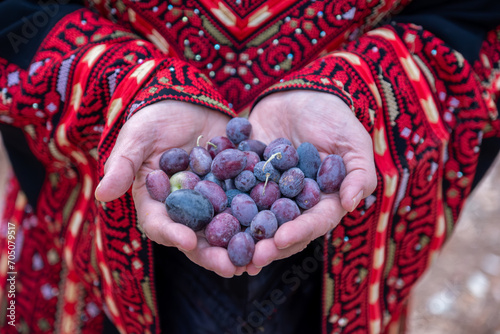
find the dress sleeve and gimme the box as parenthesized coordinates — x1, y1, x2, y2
(255, 0, 500, 140)
(251, 4, 499, 331)
(0, 3, 234, 333)
(0, 0, 235, 205)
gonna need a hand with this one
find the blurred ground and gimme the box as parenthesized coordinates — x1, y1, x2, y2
(0, 135, 499, 332)
(407, 152, 500, 334)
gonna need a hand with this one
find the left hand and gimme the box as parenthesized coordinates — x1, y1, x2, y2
(247, 90, 377, 270)
(95, 100, 247, 277)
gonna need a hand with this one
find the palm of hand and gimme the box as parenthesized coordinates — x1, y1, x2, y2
(248, 91, 376, 268)
(96, 101, 247, 277)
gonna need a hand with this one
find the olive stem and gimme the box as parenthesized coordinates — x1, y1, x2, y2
(196, 135, 203, 147)
(262, 152, 282, 171)
(262, 173, 270, 196)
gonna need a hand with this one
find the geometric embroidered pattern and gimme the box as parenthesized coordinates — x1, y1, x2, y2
(0, 1, 499, 333)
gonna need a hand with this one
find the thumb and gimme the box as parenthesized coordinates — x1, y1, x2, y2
(95, 126, 152, 202)
(339, 168, 377, 212)
(338, 145, 377, 212)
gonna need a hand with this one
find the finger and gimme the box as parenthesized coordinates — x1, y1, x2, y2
(251, 194, 344, 267)
(339, 151, 377, 213)
(182, 239, 238, 278)
(252, 238, 282, 268)
(95, 123, 153, 202)
(234, 266, 247, 276)
(245, 263, 262, 276)
(133, 170, 198, 251)
(134, 162, 236, 278)
(273, 193, 344, 250)
(252, 237, 311, 268)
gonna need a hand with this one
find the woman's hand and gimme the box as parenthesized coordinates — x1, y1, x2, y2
(95, 100, 246, 277)
(248, 90, 377, 269)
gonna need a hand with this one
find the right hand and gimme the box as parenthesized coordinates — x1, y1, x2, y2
(95, 100, 249, 277)
(248, 90, 377, 269)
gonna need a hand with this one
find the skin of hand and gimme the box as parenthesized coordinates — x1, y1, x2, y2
(247, 90, 377, 269)
(94, 100, 251, 277)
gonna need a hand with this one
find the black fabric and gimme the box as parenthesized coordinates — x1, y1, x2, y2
(394, 0, 500, 184)
(102, 240, 322, 334)
(0, 124, 45, 208)
(0, 0, 82, 207)
(394, 0, 500, 63)
(153, 240, 322, 334)
(0, 0, 82, 69)
(102, 315, 121, 334)
(473, 137, 500, 189)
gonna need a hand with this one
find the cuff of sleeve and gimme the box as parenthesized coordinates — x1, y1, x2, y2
(127, 59, 236, 120)
(254, 55, 374, 131)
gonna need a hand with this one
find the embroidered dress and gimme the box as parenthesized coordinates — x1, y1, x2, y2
(0, 0, 499, 333)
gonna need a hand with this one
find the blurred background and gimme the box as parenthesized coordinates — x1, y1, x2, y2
(406, 151, 500, 333)
(0, 134, 499, 333)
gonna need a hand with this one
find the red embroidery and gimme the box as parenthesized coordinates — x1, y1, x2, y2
(0, 2, 498, 333)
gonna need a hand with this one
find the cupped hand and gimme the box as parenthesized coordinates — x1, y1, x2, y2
(95, 100, 246, 277)
(248, 90, 377, 269)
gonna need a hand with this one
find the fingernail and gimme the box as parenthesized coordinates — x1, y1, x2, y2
(255, 261, 270, 269)
(94, 181, 102, 200)
(277, 243, 290, 250)
(248, 269, 262, 276)
(178, 245, 189, 252)
(350, 190, 364, 212)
